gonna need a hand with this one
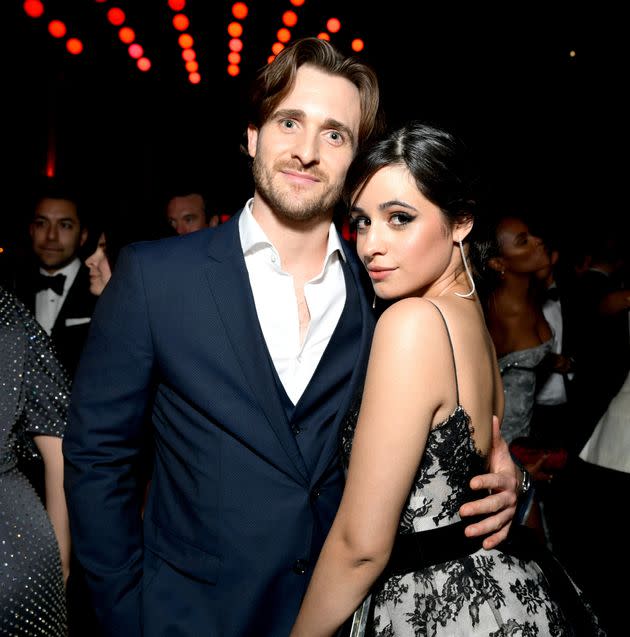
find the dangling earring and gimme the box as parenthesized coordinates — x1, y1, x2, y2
(454, 239, 476, 298)
(372, 294, 376, 310)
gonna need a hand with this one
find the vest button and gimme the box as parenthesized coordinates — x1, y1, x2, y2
(292, 559, 308, 575)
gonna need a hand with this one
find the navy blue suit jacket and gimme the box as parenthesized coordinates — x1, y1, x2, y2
(63, 213, 375, 636)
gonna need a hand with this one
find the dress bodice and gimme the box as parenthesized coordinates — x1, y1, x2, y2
(341, 398, 488, 534)
(498, 339, 553, 444)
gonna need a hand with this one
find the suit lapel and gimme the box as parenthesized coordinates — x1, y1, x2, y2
(202, 216, 309, 484)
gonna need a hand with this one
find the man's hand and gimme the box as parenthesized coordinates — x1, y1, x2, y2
(459, 415, 519, 549)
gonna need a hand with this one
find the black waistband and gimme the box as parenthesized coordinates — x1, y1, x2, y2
(382, 519, 484, 579)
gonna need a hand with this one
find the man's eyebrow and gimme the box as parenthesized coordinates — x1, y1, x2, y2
(272, 108, 305, 121)
(33, 214, 77, 222)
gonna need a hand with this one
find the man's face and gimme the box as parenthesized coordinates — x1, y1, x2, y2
(247, 64, 361, 224)
(166, 194, 207, 235)
(29, 198, 87, 272)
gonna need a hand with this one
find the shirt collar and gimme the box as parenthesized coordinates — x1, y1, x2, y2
(239, 198, 346, 263)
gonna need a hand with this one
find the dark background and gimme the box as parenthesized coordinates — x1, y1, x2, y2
(3, 0, 627, 263)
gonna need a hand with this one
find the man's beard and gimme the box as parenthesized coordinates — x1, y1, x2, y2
(252, 155, 343, 224)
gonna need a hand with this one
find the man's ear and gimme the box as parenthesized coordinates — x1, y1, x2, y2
(79, 227, 88, 248)
(247, 125, 258, 159)
(453, 218, 473, 243)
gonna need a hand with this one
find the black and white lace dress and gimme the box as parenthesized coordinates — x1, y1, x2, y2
(340, 305, 604, 637)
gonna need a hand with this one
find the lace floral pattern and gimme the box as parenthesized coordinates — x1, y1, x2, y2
(340, 391, 606, 636)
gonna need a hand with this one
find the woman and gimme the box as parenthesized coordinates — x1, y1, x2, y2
(477, 213, 554, 447)
(0, 285, 71, 636)
(290, 122, 603, 636)
(84, 222, 128, 296)
(476, 214, 568, 535)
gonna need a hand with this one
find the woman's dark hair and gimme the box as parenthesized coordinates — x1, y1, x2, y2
(343, 121, 479, 231)
(468, 206, 543, 302)
(84, 214, 140, 273)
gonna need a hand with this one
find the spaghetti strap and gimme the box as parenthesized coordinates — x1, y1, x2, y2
(425, 300, 460, 406)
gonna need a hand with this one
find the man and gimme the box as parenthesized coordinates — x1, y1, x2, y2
(14, 180, 96, 378)
(64, 38, 522, 636)
(165, 188, 220, 235)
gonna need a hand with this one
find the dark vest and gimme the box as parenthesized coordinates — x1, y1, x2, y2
(270, 258, 362, 479)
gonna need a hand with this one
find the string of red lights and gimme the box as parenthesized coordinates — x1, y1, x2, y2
(22, 1, 367, 83)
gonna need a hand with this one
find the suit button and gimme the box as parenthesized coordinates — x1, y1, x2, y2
(311, 488, 321, 499)
(292, 559, 308, 575)
(291, 425, 301, 435)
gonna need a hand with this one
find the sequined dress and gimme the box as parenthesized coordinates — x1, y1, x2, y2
(340, 309, 604, 636)
(498, 340, 553, 445)
(1, 286, 69, 636)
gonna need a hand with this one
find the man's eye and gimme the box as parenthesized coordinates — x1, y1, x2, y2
(327, 131, 344, 145)
(281, 119, 296, 129)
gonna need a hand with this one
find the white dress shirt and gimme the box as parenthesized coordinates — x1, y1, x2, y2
(35, 257, 81, 335)
(239, 200, 347, 405)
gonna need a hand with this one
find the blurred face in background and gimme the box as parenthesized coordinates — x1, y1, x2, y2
(85, 233, 112, 296)
(166, 194, 207, 235)
(496, 216, 550, 275)
(30, 198, 87, 272)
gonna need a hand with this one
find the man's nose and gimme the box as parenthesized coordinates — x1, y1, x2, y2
(291, 130, 320, 166)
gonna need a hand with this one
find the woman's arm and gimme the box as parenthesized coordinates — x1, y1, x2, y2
(291, 300, 450, 636)
(34, 434, 71, 584)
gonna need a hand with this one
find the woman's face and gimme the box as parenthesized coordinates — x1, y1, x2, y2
(85, 233, 112, 296)
(350, 164, 454, 301)
(496, 217, 550, 274)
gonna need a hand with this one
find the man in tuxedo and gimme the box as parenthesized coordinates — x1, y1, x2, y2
(15, 180, 96, 378)
(64, 38, 522, 637)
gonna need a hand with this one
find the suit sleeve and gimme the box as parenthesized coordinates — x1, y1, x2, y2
(63, 245, 154, 636)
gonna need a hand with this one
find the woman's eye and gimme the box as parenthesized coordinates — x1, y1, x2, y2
(350, 216, 369, 231)
(390, 213, 413, 226)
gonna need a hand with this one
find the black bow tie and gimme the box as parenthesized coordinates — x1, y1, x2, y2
(545, 286, 560, 302)
(35, 272, 66, 295)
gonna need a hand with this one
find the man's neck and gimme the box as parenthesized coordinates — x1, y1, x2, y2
(40, 257, 80, 276)
(251, 201, 333, 277)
